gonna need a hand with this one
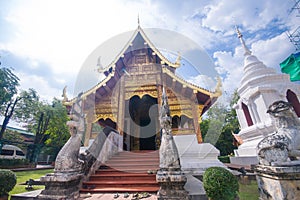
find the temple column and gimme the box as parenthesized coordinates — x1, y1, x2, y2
(117, 76, 125, 135)
(156, 74, 163, 105)
(116, 76, 125, 151)
(192, 95, 202, 143)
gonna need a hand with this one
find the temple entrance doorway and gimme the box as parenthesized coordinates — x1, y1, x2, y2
(124, 95, 159, 151)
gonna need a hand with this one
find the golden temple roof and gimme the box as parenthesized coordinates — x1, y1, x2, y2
(99, 25, 181, 74)
(65, 25, 221, 105)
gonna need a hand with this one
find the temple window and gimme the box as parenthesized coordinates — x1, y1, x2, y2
(286, 89, 300, 117)
(242, 102, 253, 126)
(172, 116, 180, 128)
(98, 118, 117, 129)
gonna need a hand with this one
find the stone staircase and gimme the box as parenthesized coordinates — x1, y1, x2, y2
(80, 150, 160, 193)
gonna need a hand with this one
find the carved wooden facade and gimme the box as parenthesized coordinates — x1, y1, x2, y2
(65, 25, 221, 150)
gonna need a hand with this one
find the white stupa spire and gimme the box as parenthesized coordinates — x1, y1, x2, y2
(234, 25, 276, 87)
(235, 26, 252, 56)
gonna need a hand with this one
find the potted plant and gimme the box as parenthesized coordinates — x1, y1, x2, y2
(0, 169, 17, 200)
(203, 166, 239, 200)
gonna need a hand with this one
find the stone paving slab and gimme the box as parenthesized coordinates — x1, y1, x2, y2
(11, 189, 42, 200)
(80, 193, 157, 200)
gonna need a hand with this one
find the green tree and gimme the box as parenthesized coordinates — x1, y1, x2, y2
(2, 129, 28, 152)
(0, 66, 19, 105)
(44, 99, 69, 156)
(201, 90, 240, 156)
(0, 89, 39, 140)
(27, 99, 69, 162)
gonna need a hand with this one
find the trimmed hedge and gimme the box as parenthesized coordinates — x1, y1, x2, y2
(218, 155, 230, 163)
(203, 167, 239, 200)
(0, 159, 29, 168)
(0, 169, 17, 196)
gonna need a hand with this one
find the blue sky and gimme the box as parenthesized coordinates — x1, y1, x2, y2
(0, 0, 298, 101)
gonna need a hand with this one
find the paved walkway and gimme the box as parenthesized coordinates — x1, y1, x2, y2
(80, 193, 157, 200)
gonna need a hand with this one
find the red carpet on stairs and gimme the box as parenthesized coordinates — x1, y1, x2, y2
(80, 150, 160, 193)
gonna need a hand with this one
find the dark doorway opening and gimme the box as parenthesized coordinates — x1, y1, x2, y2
(127, 95, 159, 151)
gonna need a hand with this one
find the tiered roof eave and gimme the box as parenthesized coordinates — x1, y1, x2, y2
(65, 69, 221, 105)
(64, 25, 222, 105)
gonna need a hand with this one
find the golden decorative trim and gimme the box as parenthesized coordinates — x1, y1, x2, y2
(162, 67, 214, 96)
(125, 91, 158, 100)
(172, 128, 195, 135)
(94, 114, 117, 123)
(124, 85, 158, 100)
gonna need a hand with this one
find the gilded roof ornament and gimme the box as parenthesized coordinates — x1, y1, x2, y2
(235, 26, 252, 56)
(62, 86, 68, 103)
(97, 56, 105, 73)
(210, 76, 222, 98)
(175, 52, 181, 67)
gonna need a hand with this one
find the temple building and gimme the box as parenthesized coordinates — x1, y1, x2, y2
(231, 27, 300, 166)
(64, 24, 221, 153)
(37, 24, 226, 197)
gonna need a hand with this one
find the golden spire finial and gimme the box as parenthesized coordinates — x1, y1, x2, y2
(235, 25, 243, 38)
(235, 25, 252, 56)
(175, 51, 181, 67)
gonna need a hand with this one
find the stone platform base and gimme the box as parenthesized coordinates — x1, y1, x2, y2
(38, 172, 83, 200)
(230, 156, 258, 166)
(174, 135, 226, 175)
(254, 164, 300, 200)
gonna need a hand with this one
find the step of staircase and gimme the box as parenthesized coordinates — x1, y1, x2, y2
(80, 150, 160, 193)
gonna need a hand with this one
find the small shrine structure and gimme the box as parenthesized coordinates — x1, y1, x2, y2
(231, 27, 300, 165)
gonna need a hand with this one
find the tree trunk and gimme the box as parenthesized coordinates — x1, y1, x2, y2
(29, 112, 50, 163)
(0, 98, 18, 140)
(0, 116, 10, 140)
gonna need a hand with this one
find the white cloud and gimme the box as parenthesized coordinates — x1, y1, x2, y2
(0, 0, 297, 103)
(0, 0, 168, 99)
(2, 1, 133, 74)
(251, 32, 295, 72)
(187, 75, 217, 91)
(16, 72, 64, 102)
(202, 0, 292, 33)
(213, 47, 244, 93)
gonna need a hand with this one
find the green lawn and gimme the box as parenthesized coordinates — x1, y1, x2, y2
(9, 169, 53, 196)
(239, 180, 259, 200)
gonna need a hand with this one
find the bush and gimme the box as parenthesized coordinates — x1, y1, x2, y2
(218, 156, 230, 163)
(0, 169, 17, 196)
(0, 159, 30, 168)
(203, 167, 239, 200)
